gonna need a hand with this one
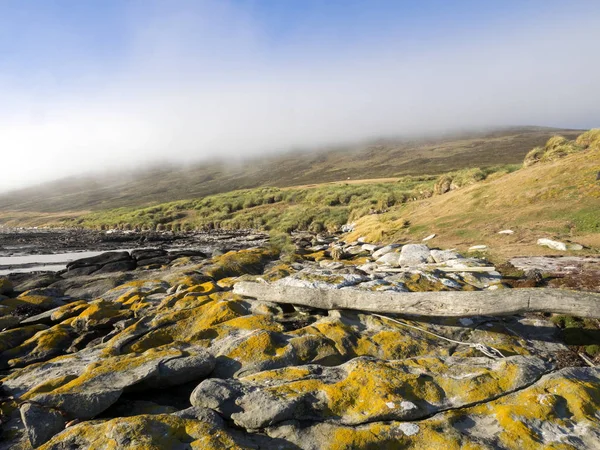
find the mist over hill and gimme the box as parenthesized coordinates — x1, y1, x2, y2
(0, 126, 580, 213)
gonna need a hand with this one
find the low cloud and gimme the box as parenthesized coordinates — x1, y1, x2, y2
(1, 1, 599, 191)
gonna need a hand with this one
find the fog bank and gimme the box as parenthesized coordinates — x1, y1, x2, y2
(1, 1, 599, 192)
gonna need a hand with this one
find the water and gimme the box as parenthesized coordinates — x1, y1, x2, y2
(0, 250, 124, 276)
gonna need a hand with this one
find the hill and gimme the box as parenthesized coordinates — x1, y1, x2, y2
(0, 126, 580, 213)
(347, 129, 600, 258)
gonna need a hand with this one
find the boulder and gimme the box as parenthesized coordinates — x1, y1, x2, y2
(430, 249, 462, 263)
(136, 256, 172, 268)
(375, 252, 402, 267)
(61, 265, 101, 277)
(0, 277, 13, 295)
(537, 238, 568, 251)
(191, 355, 551, 429)
(361, 244, 379, 253)
(131, 248, 168, 260)
(372, 244, 401, 259)
(398, 244, 431, 266)
(20, 402, 66, 448)
(27, 346, 215, 421)
(267, 367, 600, 450)
(93, 260, 137, 274)
(66, 251, 132, 270)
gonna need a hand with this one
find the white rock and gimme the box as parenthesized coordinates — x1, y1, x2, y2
(422, 234, 436, 241)
(386, 402, 395, 409)
(376, 252, 402, 267)
(361, 244, 380, 253)
(372, 244, 401, 259)
(430, 249, 462, 263)
(459, 318, 474, 326)
(400, 401, 418, 411)
(537, 238, 567, 251)
(567, 243, 583, 251)
(319, 260, 344, 270)
(344, 245, 364, 255)
(398, 244, 431, 266)
(357, 262, 379, 273)
(468, 245, 488, 251)
(498, 230, 514, 235)
(398, 423, 420, 436)
(340, 223, 356, 233)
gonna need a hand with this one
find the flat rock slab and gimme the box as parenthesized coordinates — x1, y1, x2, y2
(191, 355, 551, 428)
(266, 367, 600, 450)
(510, 256, 600, 274)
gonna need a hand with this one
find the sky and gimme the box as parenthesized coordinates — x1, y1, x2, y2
(1, 0, 599, 192)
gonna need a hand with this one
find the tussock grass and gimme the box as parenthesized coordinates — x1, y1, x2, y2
(63, 166, 516, 234)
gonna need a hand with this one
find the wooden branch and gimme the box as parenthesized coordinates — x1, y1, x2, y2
(374, 266, 497, 273)
(233, 282, 600, 319)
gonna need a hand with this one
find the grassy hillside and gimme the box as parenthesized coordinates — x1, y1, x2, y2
(347, 130, 600, 257)
(43, 164, 516, 233)
(0, 126, 580, 213)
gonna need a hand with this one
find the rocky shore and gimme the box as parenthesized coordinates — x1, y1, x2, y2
(0, 233, 599, 449)
(0, 228, 268, 257)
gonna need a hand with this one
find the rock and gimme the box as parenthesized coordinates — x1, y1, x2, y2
(93, 260, 137, 274)
(361, 244, 380, 253)
(356, 262, 379, 273)
(169, 249, 208, 258)
(18, 305, 64, 326)
(27, 345, 215, 420)
(460, 271, 503, 289)
(398, 244, 431, 266)
(344, 245, 366, 256)
(40, 411, 292, 449)
(372, 244, 401, 259)
(0, 277, 14, 294)
(468, 245, 488, 251)
(61, 265, 101, 277)
(422, 234, 436, 241)
(66, 251, 132, 270)
(20, 402, 66, 448)
(191, 355, 551, 429)
(0, 314, 21, 329)
(269, 367, 600, 450)
(131, 248, 167, 260)
(567, 243, 584, 251)
(0, 324, 48, 353)
(50, 275, 129, 300)
(537, 238, 568, 251)
(375, 252, 402, 267)
(430, 249, 462, 263)
(498, 229, 515, 234)
(7, 272, 62, 294)
(319, 260, 345, 270)
(341, 223, 356, 232)
(136, 256, 172, 268)
(19, 287, 64, 298)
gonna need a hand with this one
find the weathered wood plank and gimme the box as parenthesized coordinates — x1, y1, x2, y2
(233, 282, 600, 318)
(374, 266, 497, 273)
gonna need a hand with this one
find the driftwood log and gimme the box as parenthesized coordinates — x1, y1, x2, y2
(234, 282, 600, 319)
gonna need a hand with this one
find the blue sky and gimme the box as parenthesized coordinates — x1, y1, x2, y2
(0, 0, 599, 190)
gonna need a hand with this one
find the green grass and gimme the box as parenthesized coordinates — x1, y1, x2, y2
(61, 165, 519, 234)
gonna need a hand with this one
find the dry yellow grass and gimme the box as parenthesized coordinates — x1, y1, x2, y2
(347, 146, 600, 260)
